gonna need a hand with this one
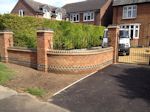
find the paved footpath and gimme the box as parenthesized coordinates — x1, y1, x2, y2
(0, 86, 69, 112)
(51, 64, 150, 112)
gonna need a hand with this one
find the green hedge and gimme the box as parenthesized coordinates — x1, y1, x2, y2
(0, 14, 105, 49)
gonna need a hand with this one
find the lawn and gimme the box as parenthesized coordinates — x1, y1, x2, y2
(0, 63, 14, 85)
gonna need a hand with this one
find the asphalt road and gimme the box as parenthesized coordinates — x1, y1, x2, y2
(51, 64, 150, 112)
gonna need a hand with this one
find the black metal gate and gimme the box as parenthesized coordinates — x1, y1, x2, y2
(119, 47, 150, 65)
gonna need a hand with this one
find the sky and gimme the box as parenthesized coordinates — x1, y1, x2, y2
(0, 0, 85, 14)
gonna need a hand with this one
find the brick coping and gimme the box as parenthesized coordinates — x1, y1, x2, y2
(7, 47, 37, 53)
(47, 47, 113, 56)
(0, 32, 13, 34)
(7, 47, 113, 55)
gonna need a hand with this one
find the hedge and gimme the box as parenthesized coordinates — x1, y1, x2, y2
(0, 14, 105, 49)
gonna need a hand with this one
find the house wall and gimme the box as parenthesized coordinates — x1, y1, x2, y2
(100, 0, 113, 26)
(11, 0, 37, 17)
(71, 11, 100, 25)
(113, 3, 150, 46)
(68, 0, 113, 26)
(69, 9, 111, 26)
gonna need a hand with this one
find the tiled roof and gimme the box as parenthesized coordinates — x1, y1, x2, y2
(62, 0, 107, 13)
(113, 0, 150, 6)
(24, 0, 56, 13)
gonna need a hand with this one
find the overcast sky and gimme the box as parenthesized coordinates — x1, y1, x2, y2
(0, 0, 85, 14)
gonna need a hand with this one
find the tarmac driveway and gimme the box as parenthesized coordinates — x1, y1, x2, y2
(51, 64, 150, 112)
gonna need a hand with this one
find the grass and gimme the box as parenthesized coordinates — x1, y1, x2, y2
(0, 63, 14, 85)
(26, 87, 46, 97)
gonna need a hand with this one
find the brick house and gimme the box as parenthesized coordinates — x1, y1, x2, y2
(113, 0, 150, 47)
(11, 0, 66, 20)
(62, 0, 113, 26)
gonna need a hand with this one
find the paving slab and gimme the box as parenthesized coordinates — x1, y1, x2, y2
(0, 86, 17, 100)
(0, 86, 69, 112)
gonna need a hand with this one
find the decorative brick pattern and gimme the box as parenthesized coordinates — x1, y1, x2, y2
(47, 47, 113, 74)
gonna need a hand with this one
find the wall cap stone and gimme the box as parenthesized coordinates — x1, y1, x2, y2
(37, 28, 54, 33)
(37, 30, 54, 33)
(47, 47, 113, 56)
(0, 30, 13, 34)
(7, 47, 37, 53)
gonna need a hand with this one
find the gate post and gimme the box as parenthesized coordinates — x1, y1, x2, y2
(108, 25, 120, 63)
(0, 30, 13, 63)
(37, 29, 54, 72)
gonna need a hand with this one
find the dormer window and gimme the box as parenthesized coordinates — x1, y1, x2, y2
(123, 5, 137, 19)
(43, 8, 51, 19)
(19, 10, 24, 17)
(56, 12, 62, 20)
(43, 9, 48, 13)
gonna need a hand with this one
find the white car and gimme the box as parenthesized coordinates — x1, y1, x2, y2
(102, 28, 131, 55)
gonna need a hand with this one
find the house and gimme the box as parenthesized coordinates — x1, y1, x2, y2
(113, 0, 150, 47)
(11, 0, 66, 20)
(62, 0, 113, 26)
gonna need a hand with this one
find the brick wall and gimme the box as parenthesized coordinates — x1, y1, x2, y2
(113, 3, 150, 47)
(100, 0, 113, 26)
(72, 11, 100, 26)
(0, 29, 116, 74)
(7, 48, 37, 68)
(47, 47, 113, 74)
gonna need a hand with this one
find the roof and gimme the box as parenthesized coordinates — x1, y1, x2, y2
(62, 0, 107, 13)
(113, 0, 150, 6)
(23, 0, 56, 13)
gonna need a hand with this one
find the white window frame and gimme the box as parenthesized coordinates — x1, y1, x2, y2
(70, 13, 80, 22)
(123, 5, 137, 19)
(83, 11, 94, 22)
(120, 24, 140, 39)
(19, 9, 24, 17)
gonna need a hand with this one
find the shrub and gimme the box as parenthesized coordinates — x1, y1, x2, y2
(0, 14, 105, 49)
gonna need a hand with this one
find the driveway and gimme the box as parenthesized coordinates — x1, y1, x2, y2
(50, 64, 150, 112)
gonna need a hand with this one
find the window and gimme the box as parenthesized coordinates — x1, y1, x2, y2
(123, 5, 137, 19)
(56, 12, 62, 21)
(70, 13, 80, 22)
(120, 24, 140, 39)
(43, 9, 51, 19)
(83, 12, 94, 21)
(19, 10, 24, 17)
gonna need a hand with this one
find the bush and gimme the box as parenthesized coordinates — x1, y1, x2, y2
(0, 14, 105, 49)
